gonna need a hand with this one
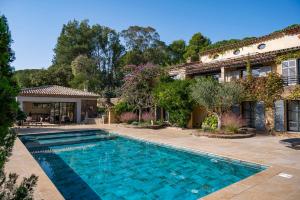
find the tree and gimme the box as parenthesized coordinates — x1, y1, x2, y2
(121, 64, 160, 122)
(0, 14, 37, 199)
(91, 25, 124, 96)
(167, 40, 186, 65)
(190, 77, 244, 129)
(121, 26, 168, 66)
(53, 19, 94, 66)
(70, 55, 101, 92)
(184, 33, 211, 62)
(154, 79, 194, 127)
(121, 26, 160, 51)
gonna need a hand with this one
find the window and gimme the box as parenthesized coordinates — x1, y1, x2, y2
(282, 59, 297, 85)
(233, 49, 240, 55)
(257, 43, 266, 50)
(225, 70, 241, 82)
(242, 66, 271, 78)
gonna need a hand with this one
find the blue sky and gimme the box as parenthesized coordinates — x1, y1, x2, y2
(1, 0, 300, 70)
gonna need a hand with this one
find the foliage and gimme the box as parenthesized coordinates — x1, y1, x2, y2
(0, 172, 38, 200)
(167, 40, 186, 65)
(119, 112, 138, 124)
(237, 72, 284, 107)
(203, 37, 255, 52)
(222, 112, 244, 133)
(191, 77, 243, 114)
(70, 55, 101, 92)
(184, 33, 211, 62)
(141, 112, 154, 122)
(154, 79, 194, 127)
(0, 14, 37, 199)
(121, 64, 161, 121)
(113, 101, 134, 115)
(202, 115, 218, 131)
(287, 85, 300, 100)
(190, 77, 244, 129)
(121, 26, 168, 66)
(13, 69, 44, 88)
(276, 50, 300, 64)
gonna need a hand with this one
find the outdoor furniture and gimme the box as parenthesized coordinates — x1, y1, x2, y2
(280, 138, 300, 148)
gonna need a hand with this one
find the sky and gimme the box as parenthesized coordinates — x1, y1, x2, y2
(1, 0, 300, 70)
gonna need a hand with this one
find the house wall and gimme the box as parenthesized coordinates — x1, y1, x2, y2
(200, 34, 300, 63)
(17, 96, 97, 123)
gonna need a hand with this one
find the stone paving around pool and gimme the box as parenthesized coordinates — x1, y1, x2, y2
(6, 124, 300, 200)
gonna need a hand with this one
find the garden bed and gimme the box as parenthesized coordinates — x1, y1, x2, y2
(124, 123, 168, 130)
(194, 129, 256, 139)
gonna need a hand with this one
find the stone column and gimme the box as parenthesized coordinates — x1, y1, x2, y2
(220, 67, 225, 83)
(76, 99, 82, 123)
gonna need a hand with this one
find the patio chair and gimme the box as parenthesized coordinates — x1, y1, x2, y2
(280, 138, 300, 148)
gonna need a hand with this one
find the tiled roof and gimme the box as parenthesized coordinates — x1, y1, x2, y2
(201, 25, 300, 56)
(182, 46, 300, 75)
(19, 85, 99, 98)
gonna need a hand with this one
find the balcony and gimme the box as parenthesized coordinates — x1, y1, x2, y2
(282, 76, 300, 86)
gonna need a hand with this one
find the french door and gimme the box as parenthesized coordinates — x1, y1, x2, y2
(242, 101, 255, 128)
(287, 100, 300, 132)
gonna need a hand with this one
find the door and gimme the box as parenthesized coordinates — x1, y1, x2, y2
(287, 100, 300, 132)
(242, 102, 255, 128)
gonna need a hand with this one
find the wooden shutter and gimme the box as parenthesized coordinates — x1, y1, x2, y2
(274, 100, 285, 132)
(231, 104, 240, 116)
(255, 101, 265, 130)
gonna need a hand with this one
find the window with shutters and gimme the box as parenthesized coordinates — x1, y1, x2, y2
(282, 59, 297, 85)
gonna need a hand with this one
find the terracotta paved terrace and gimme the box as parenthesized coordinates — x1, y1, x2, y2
(6, 124, 300, 200)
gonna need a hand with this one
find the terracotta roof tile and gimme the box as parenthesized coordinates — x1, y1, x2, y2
(19, 85, 99, 98)
(184, 46, 300, 75)
(200, 25, 300, 55)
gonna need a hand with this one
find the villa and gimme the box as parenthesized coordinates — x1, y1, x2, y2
(170, 25, 300, 132)
(16, 85, 99, 123)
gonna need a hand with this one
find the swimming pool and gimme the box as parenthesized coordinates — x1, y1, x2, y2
(20, 130, 266, 200)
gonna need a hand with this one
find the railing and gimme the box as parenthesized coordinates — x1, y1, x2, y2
(282, 76, 300, 86)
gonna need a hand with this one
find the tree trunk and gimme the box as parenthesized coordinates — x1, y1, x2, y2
(213, 112, 222, 130)
(138, 107, 142, 123)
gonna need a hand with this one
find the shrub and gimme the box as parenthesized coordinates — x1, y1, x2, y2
(202, 115, 218, 131)
(141, 112, 154, 122)
(222, 112, 244, 134)
(114, 101, 134, 115)
(153, 79, 194, 127)
(120, 112, 138, 124)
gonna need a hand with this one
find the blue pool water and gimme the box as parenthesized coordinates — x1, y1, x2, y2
(20, 130, 266, 200)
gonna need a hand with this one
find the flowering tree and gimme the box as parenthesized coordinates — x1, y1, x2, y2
(121, 64, 160, 122)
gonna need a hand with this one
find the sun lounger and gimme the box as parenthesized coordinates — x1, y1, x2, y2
(280, 138, 300, 147)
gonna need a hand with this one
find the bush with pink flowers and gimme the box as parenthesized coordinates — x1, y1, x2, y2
(141, 112, 154, 122)
(120, 112, 138, 124)
(222, 112, 245, 133)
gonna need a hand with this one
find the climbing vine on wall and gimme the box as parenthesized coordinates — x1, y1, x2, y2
(276, 50, 300, 64)
(287, 85, 300, 100)
(237, 72, 284, 108)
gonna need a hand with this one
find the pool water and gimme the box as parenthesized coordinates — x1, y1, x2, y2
(20, 130, 266, 200)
